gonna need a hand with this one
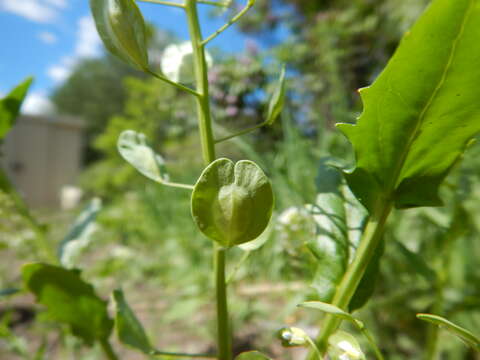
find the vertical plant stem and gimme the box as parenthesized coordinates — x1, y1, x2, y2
(307, 202, 393, 359)
(184, 2, 232, 359)
(214, 246, 232, 360)
(100, 339, 119, 360)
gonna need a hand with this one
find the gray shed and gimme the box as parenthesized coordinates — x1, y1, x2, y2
(1, 115, 85, 209)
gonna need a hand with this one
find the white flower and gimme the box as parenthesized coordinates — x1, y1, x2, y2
(161, 41, 213, 83)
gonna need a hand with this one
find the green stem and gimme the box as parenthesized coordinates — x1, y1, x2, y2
(137, 0, 185, 7)
(184, 2, 232, 360)
(147, 69, 200, 97)
(100, 339, 119, 360)
(214, 246, 232, 360)
(215, 122, 266, 144)
(201, 0, 255, 45)
(307, 202, 393, 359)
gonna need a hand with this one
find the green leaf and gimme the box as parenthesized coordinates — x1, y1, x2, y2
(417, 313, 480, 350)
(338, 0, 480, 212)
(308, 160, 367, 302)
(299, 301, 362, 327)
(349, 240, 384, 312)
(117, 130, 170, 184)
(112, 289, 152, 354)
(0, 77, 33, 140)
(235, 351, 272, 360)
(90, 0, 149, 71)
(393, 240, 436, 282)
(58, 198, 102, 267)
(265, 65, 286, 126)
(277, 327, 309, 347)
(22, 263, 113, 345)
(328, 330, 366, 360)
(191, 158, 274, 247)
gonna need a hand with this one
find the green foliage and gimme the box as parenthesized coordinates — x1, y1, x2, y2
(22, 263, 113, 346)
(235, 351, 272, 360)
(340, 0, 480, 212)
(117, 130, 170, 184)
(191, 158, 274, 247)
(0, 77, 32, 140)
(417, 313, 480, 351)
(90, 0, 149, 71)
(265, 65, 286, 126)
(112, 289, 152, 354)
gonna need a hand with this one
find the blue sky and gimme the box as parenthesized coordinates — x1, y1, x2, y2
(0, 0, 261, 114)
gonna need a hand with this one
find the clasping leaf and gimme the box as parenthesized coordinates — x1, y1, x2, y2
(191, 158, 274, 247)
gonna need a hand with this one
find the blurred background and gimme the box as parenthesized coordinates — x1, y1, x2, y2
(1, 0, 479, 359)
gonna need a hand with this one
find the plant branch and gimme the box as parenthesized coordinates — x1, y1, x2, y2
(214, 246, 232, 360)
(137, 0, 185, 7)
(214, 122, 265, 144)
(198, 0, 230, 7)
(226, 251, 250, 284)
(201, 0, 255, 46)
(162, 181, 195, 190)
(147, 69, 200, 97)
(307, 202, 393, 358)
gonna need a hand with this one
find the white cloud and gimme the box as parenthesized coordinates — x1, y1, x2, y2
(47, 16, 101, 83)
(38, 31, 57, 44)
(22, 91, 55, 115)
(0, 0, 67, 23)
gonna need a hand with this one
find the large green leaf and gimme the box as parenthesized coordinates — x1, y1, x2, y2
(90, 0, 149, 71)
(339, 0, 480, 212)
(112, 289, 152, 354)
(22, 263, 112, 345)
(191, 158, 274, 247)
(0, 77, 32, 140)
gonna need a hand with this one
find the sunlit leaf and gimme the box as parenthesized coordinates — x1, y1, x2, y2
(328, 330, 365, 360)
(117, 130, 170, 184)
(112, 289, 152, 354)
(22, 263, 112, 345)
(299, 301, 362, 327)
(0, 77, 33, 140)
(339, 0, 480, 212)
(417, 313, 480, 350)
(191, 158, 274, 247)
(265, 65, 286, 126)
(90, 0, 149, 71)
(58, 198, 102, 268)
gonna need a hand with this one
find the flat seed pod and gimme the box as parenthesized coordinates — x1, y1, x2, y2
(90, 0, 149, 71)
(191, 158, 274, 248)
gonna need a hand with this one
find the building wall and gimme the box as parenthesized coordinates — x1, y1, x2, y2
(0, 115, 84, 209)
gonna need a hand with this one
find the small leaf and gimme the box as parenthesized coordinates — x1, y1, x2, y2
(393, 240, 436, 282)
(339, 0, 480, 212)
(58, 198, 102, 268)
(22, 263, 112, 345)
(191, 158, 274, 247)
(417, 313, 480, 350)
(0, 77, 33, 140)
(112, 289, 153, 354)
(299, 301, 362, 328)
(277, 327, 309, 347)
(117, 130, 170, 184)
(265, 65, 286, 126)
(328, 330, 365, 360)
(90, 0, 149, 70)
(235, 351, 272, 360)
